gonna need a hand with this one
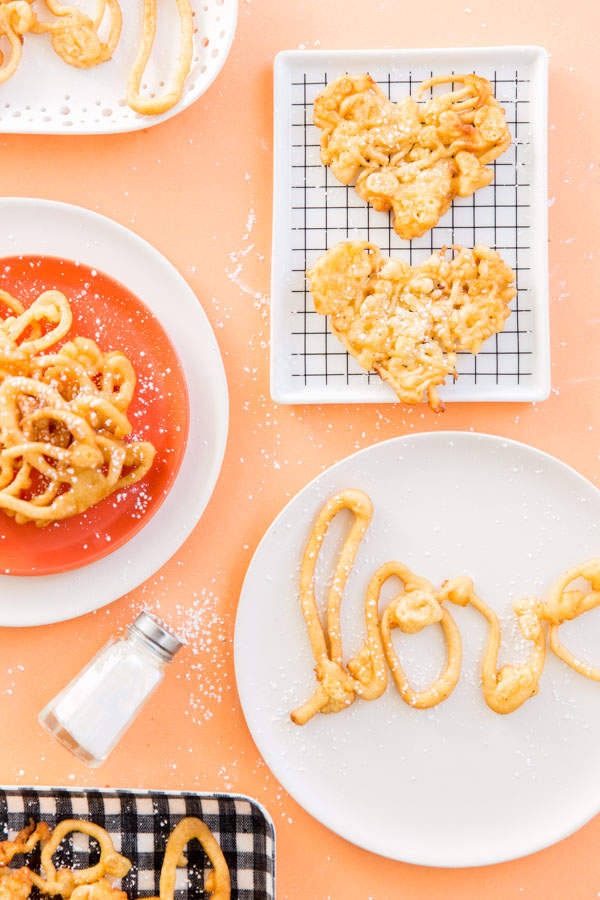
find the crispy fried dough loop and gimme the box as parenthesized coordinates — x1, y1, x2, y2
(515, 559, 600, 681)
(0, 816, 231, 900)
(38, 820, 131, 897)
(290, 492, 600, 722)
(291, 489, 387, 725)
(0, 288, 156, 526)
(441, 576, 546, 714)
(149, 817, 231, 900)
(126, 0, 193, 115)
(378, 563, 462, 708)
(0, 1, 35, 85)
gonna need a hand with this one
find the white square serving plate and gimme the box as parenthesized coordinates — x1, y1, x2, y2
(270, 46, 550, 405)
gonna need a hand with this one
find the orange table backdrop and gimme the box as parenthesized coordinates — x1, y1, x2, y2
(0, 1, 598, 897)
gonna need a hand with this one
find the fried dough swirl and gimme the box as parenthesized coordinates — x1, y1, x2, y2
(0, 289, 156, 526)
(0, 817, 230, 900)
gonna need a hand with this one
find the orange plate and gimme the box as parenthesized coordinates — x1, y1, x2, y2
(0, 255, 190, 576)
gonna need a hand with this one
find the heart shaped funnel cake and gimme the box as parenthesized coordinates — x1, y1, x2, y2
(308, 240, 516, 411)
(314, 73, 511, 239)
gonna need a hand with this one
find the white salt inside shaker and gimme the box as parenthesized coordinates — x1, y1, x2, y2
(39, 611, 184, 766)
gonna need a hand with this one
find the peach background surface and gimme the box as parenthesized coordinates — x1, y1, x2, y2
(0, 0, 599, 897)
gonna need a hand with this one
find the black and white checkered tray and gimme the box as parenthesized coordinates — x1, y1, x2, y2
(0, 788, 275, 900)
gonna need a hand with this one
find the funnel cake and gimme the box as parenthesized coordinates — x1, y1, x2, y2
(308, 240, 516, 410)
(0, 289, 156, 525)
(314, 73, 511, 239)
(0, 817, 230, 900)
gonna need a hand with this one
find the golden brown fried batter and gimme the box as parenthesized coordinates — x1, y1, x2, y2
(314, 73, 511, 239)
(290, 489, 387, 726)
(515, 559, 600, 683)
(67, 879, 127, 900)
(0, 290, 156, 526)
(0, 867, 33, 900)
(31, 0, 122, 69)
(150, 816, 231, 900)
(441, 577, 546, 714)
(126, 0, 193, 115)
(0, 2, 36, 85)
(0, 822, 50, 867)
(308, 240, 516, 410)
(0, 817, 229, 900)
(0, 821, 50, 900)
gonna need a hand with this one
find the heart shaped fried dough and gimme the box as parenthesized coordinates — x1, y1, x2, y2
(308, 240, 516, 411)
(314, 73, 511, 239)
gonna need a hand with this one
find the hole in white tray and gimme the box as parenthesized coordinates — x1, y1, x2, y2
(102, 108, 112, 116)
(60, 106, 70, 115)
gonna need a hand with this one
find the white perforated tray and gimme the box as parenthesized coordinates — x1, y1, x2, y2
(271, 46, 550, 405)
(0, 0, 237, 133)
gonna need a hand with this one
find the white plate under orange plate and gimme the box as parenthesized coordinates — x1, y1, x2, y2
(0, 198, 229, 626)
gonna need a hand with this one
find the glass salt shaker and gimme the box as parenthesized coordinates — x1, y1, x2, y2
(39, 611, 184, 767)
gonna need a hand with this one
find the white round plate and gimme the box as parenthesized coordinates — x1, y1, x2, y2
(0, 198, 228, 627)
(0, 0, 237, 134)
(235, 432, 600, 866)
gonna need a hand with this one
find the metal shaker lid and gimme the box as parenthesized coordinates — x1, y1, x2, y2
(128, 610, 184, 660)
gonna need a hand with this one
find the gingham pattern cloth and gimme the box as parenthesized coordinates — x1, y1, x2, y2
(0, 788, 275, 900)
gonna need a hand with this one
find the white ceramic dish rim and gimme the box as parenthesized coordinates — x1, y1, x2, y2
(0, 198, 229, 627)
(234, 431, 600, 867)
